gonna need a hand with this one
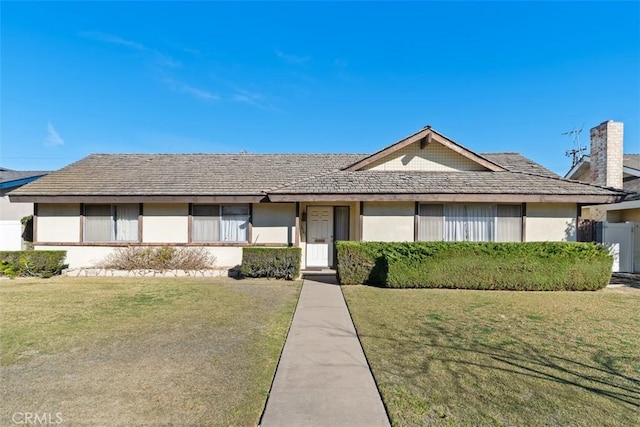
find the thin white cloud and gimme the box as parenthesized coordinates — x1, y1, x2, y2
(231, 88, 278, 112)
(45, 121, 64, 146)
(275, 49, 311, 64)
(160, 76, 219, 101)
(80, 31, 181, 68)
(81, 31, 147, 51)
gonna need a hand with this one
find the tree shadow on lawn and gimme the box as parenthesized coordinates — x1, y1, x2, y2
(363, 318, 640, 419)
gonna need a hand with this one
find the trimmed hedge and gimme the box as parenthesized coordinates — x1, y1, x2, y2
(336, 241, 613, 291)
(241, 247, 301, 280)
(0, 250, 67, 278)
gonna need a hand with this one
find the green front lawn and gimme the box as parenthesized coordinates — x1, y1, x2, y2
(0, 277, 300, 426)
(343, 286, 640, 426)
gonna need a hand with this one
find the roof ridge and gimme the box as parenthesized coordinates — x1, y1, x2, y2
(87, 152, 369, 157)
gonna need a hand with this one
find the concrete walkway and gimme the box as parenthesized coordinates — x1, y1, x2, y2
(261, 275, 390, 427)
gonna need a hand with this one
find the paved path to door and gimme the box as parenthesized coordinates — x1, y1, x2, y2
(261, 275, 390, 427)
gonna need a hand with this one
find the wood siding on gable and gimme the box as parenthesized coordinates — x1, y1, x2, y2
(362, 141, 489, 172)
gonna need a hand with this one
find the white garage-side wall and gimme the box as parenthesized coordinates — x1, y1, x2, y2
(362, 202, 414, 242)
(37, 203, 80, 243)
(526, 203, 577, 242)
(252, 203, 296, 245)
(1, 192, 34, 221)
(142, 203, 188, 243)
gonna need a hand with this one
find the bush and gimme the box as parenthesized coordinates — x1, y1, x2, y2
(97, 246, 216, 271)
(336, 241, 613, 291)
(0, 251, 67, 278)
(241, 247, 301, 280)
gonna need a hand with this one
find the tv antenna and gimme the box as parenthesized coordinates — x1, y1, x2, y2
(563, 124, 586, 167)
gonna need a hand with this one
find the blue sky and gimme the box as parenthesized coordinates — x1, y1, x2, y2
(1, 1, 638, 175)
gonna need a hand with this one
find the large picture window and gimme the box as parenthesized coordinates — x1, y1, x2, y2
(192, 204, 250, 242)
(84, 204, 139, 242)
(419, 203, 522, 242)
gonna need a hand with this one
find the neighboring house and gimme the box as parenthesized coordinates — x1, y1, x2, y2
(1, 168, 49, 250)
(9, 126, 629, 270)
(565, 120, 640, 273)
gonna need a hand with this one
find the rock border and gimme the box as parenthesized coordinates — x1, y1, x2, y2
(63, 268, 239, 278)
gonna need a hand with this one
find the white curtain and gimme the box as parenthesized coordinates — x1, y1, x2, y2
(444, 204, 467, 241)
(84, 205, 113, 242)
(444, 204, 495, 242)
(496, 205, 522, 242)
(221, 205, 249, 242)
(419, 204, 444, 241)
(193, 205, 220, 242)
(115, 204, 139, 241)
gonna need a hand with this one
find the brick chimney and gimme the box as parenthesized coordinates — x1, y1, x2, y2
(590, 120, 623, 188)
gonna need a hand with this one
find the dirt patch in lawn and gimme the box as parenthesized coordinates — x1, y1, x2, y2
(0, 277, 300, 426)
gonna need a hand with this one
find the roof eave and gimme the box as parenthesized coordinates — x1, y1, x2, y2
(267, 193, 622, 203)
(9, 194, 268, 203)
(564, 157, 590, 179)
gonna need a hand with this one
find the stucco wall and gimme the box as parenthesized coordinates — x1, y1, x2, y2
(363, 141, 487, 172)
(36, 245, 115, 268)
(252, 203, 296, 244)
(0, 193, 34, 221)
(526, 203, 577, 242)
(362, 202, 414, 242)
(37, 203, 81, 243)
(142, 203, 188, 243)
(35, 245, 244, 269)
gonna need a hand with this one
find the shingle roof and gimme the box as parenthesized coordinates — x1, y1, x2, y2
(270, 170, 620, 196)
(10, 151, 625, 201)
(11, 154, 365, 196)
(480, 153, 559, 177)
(0, 168, 49, 186)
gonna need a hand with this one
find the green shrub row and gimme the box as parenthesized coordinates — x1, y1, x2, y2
(241, 247, 301, 280)
(336, 241, 613, 291)
(0, 251, 67, 278)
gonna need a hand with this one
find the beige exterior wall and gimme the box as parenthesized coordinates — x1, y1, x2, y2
(37, 203, 81, 243)
(362, 202, 414, 242)
(363, 141, 487, 172)
(142, 203, 188, 243)
(252, 203, 296, 244)
(573, 168, 591, 183)
(36, 245, 116, 268)
(35, 245, 244, 269)
(526, 203, 577, 242)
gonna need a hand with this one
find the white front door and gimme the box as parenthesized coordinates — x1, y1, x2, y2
(306, 206, 333, 267)
(603, 222, 635, 273)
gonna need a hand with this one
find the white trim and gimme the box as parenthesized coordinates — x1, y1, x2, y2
(565, 155, 640, 179)
(584, 199, 640, 211)
(564, 156, 590, 179)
